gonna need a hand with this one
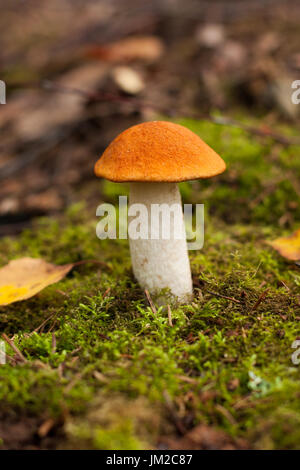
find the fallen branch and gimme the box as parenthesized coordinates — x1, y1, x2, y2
(40, 81, 300, 147)
(206, 289, 241, 304)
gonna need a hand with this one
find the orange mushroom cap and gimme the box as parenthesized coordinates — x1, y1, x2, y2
(94, 121, 226, 182)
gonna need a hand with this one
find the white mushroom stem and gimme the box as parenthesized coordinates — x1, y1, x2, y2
(128, 182, 193, 304)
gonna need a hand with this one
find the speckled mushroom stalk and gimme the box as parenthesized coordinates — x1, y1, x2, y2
(94, 121, 226, 305)
(128, 182, 193, 303)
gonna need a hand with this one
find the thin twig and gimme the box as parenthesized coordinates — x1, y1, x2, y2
(103, 287, 111, 298)
(30, 312, 57, 336)
(93, 370, 109, 383)
(215, 403, 237, 426)
(56, 289, 70, 297)
(72, 259, 111, 270)
(145, 289, 157, 315)
(48, 318, 58, 333)
(70, 347, 82, 356)
(120, 353, 133, 359)
(1, 333, 27, 363)
(279, 280, 290, 291)
(51, 333, 56, 354)
(167, 304, 173, 327)
(206, 289, 241, 304)
(38, 418, 56, 438)
(251, 288, 270, 311)
(176, 375, 199, 384)
(4, 353, 18, 365)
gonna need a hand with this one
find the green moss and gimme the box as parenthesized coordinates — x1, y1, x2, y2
(0, 119, 300, 449)
(178, 118, 300, 227)
(65, 396, 160, 450)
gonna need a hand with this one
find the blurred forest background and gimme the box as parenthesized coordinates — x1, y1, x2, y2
(1, 0, 300, 235)
(1, 0, 300, 451)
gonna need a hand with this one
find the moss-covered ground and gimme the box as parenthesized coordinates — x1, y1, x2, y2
(0, 119, 300, 449)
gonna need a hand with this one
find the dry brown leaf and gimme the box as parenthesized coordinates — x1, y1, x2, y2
(86, 36, 165, 63)
(268, 228, 300, 261)
(0, 257, 74, 306)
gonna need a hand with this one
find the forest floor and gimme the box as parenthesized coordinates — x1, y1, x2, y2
(1, 119, 300, 449)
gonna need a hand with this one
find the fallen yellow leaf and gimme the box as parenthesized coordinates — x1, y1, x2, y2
(0, 257, 74, 306)
(268, 228, 300, 261)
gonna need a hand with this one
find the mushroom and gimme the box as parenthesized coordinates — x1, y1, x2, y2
(95, 121, 226, 303)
